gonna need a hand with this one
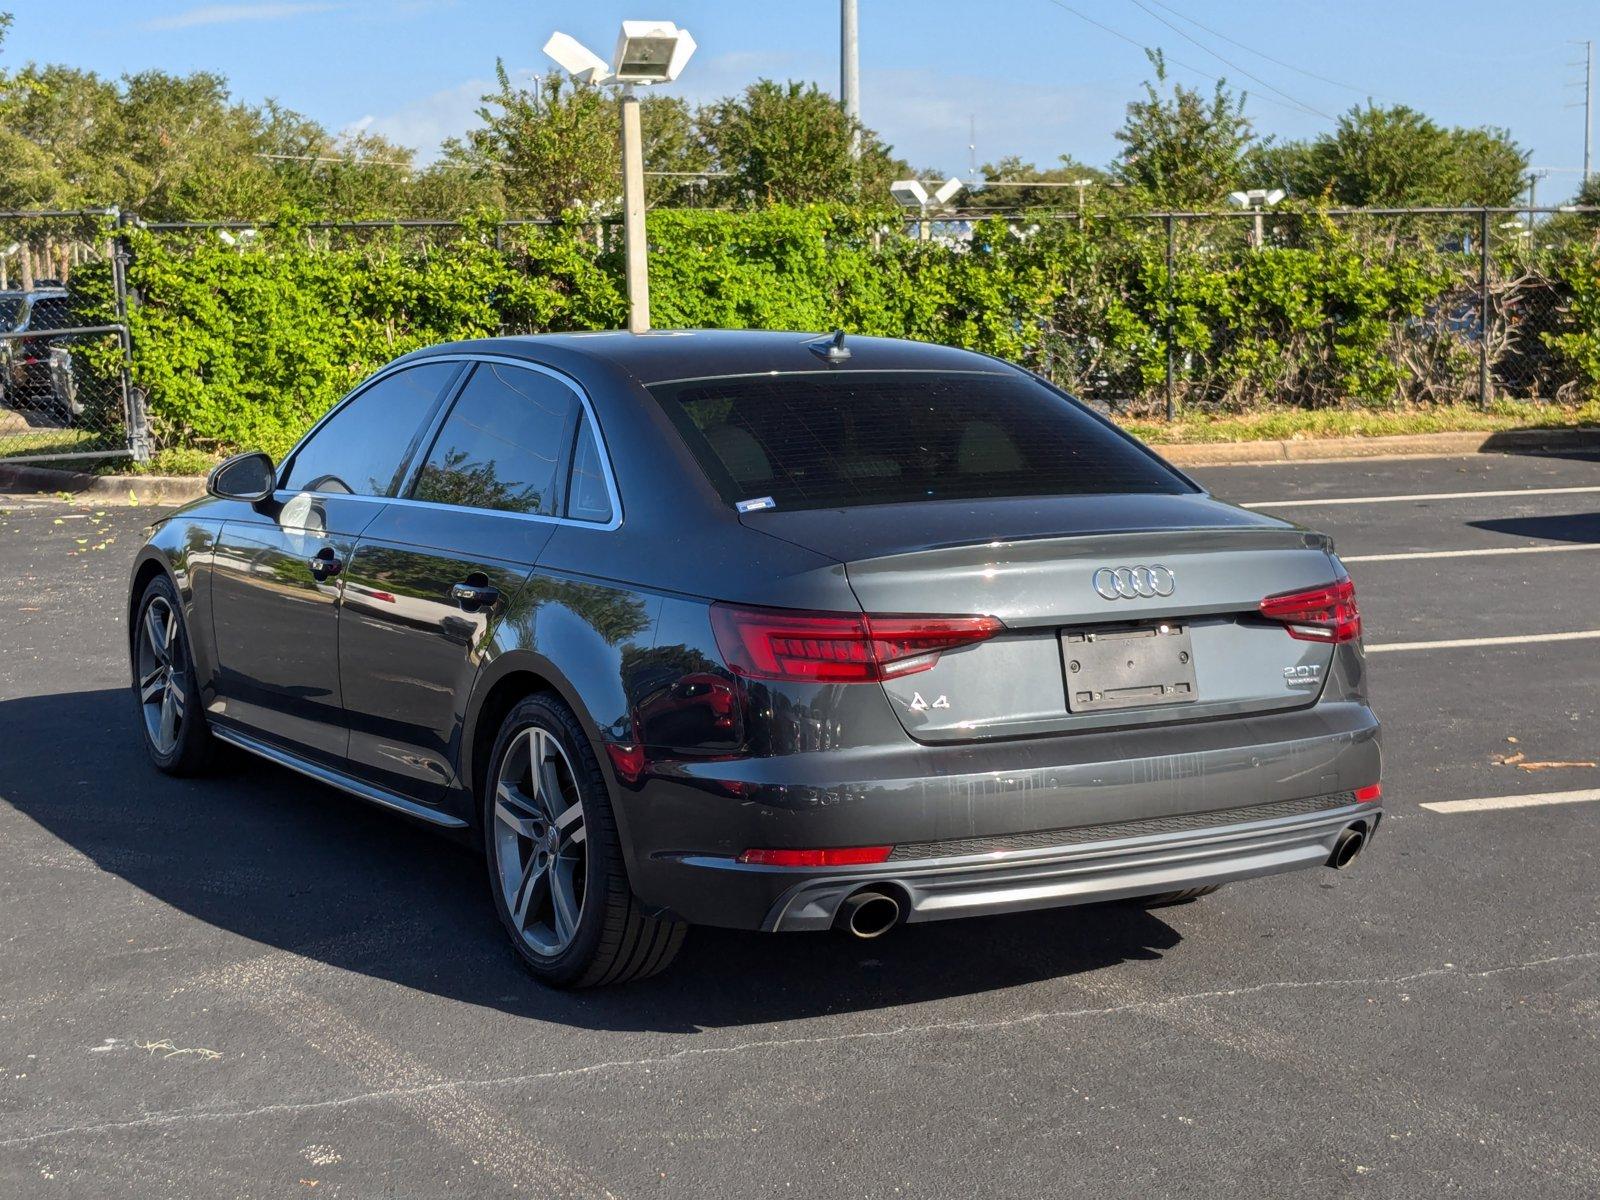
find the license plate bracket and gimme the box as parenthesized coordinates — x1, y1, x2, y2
(1062, 622, 1198, 713)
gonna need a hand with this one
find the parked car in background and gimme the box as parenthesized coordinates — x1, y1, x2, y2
(126, 331, 1382, 987)
(0, 286, 84, 419)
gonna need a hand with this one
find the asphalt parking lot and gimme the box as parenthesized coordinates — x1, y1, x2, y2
(2, 448, 1598, 1199)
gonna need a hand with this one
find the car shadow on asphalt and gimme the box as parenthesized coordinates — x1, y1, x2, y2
(0, 688, 1184, 1033)
(1468, 511, 1600, 543)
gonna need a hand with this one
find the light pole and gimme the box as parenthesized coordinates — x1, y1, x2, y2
(544, 22, 697, 334)
(1228, 188, 1286, 249)
(841, 0, 860, 159)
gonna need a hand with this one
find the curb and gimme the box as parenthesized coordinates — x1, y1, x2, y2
(1154, 426, 1600, 467)
(0, 463, 206, 503)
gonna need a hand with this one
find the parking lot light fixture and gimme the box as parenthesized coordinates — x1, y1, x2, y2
(542, 22, 697, 333)
(891, 176, 962, 241)
(1228, 187, 1287, 249)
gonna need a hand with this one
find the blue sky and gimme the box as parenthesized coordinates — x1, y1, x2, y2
(8, 1, 1597, 197)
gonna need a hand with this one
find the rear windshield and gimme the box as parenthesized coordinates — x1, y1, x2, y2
(649, 370, 1192, 511)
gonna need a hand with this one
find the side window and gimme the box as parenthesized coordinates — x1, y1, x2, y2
(565, 417, 615, 524)
(283, 363, 458, 497)
(411, 363, 578, 515)
(29, 297, 72, 330)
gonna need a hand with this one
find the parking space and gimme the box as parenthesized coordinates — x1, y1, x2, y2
(3, 450, 1599, 1198)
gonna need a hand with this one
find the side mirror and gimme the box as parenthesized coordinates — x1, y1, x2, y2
(207, 450, 277, 503)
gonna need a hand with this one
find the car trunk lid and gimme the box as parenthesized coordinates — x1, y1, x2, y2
(742, 495, 1346, 742)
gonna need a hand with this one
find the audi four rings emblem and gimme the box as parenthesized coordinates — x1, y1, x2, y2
(1092, 565, 1176, 600)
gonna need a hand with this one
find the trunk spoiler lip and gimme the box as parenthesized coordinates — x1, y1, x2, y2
(835, 523, 1336, 567)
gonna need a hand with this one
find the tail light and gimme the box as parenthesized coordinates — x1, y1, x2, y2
(1259, 577, 1361, 644)
(738, 845, 893, 867)
(710, 603, 1003, 683)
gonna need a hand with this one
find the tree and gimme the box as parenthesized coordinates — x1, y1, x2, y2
(697, 79, 907, 207)
(1113, 50, 1254, 208)
(450, 65, 615, 216)
(1261, 105, 1528, 208)
(966, 155, 1112, 211)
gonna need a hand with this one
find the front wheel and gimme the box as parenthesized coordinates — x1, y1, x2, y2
(133, 575, 213, 775)
(483, 694, 684, 988)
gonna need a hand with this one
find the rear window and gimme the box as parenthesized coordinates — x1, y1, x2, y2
(649, 370, 1191, 511)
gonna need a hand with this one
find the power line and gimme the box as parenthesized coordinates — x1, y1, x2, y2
(1037, 0, 1332, 122)
(1141, 0, 1380, 100)
(1120, 0, 1337, 120)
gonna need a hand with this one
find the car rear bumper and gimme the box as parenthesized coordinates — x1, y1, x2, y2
(623, 701, 1381, 930)
(759, 800, 1379, 930)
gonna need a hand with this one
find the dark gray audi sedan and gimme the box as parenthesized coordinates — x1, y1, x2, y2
(128, 331, 1381, 986)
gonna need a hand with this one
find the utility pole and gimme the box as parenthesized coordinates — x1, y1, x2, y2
(1571, 40, 1593, 183)
(841, 0, 860, 159)
(1586, 40, 1594, 183)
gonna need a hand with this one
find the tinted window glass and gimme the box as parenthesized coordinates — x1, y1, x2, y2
(412, 363, 578, 515)
(283, 362, 457, 496)
(0, 298, 22, 330)
(650, 371, 1191, 511)
(565, 418, 614, 523)
(29, 297, 72, 329)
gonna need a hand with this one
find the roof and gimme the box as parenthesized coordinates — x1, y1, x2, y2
(409, 329, 1012, 386)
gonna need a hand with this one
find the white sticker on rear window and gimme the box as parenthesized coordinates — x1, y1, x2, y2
(736, 496, 777, 513)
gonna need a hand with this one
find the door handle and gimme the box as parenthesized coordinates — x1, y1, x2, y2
(451, 579, 500, 610)
(308, 547, 343, 580)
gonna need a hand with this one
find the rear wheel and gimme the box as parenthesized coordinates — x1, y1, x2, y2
(483, 694, 684, 988)
(133, 575, 212, 775)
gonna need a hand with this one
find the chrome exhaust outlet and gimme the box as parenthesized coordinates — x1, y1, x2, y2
(1328, 825, 1366, 870)
(835, 889, 902, 939)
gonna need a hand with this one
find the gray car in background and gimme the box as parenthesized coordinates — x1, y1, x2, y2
(127, 330, 1381, 987)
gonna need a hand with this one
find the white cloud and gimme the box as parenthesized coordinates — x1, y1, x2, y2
(142, 3, 343, 32)
(862, 67, 1121, 174)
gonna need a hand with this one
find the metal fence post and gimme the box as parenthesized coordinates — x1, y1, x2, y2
(1164, 214, 1176, 422)
(113, 208, 151, 462)
(1478, 207, 1490, 409)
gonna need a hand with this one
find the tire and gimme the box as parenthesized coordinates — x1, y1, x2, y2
(132, 574, 213, 776)
(482, 693, 685, 988)
(1136, 884, 1223, 908)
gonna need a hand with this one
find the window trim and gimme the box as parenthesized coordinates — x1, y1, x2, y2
(274, 352, 624, 531)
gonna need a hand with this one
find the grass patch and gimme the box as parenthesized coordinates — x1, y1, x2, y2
(1121, 401, 1600, 445)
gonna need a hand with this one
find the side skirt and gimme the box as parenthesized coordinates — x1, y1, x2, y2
(211, 725, 469, 830)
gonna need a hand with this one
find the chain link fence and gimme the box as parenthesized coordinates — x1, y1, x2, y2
(1017, 205, 1598, 417)
(0, 210, 146, 466)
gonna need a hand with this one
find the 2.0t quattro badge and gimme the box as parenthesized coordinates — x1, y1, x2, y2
(1092, 564, 1176, 600)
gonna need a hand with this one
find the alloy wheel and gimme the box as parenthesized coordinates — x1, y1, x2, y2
(493, 726, 588, 956)
(137, 595, 187, 756)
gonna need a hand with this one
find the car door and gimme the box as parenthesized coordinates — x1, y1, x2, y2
(208, 361, 463, 765)
(337, 359, 599, 805)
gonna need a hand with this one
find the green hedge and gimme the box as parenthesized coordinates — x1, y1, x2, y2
(66, 207, 1600, 457)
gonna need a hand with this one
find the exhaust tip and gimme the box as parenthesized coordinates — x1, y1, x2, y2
(835, 888, 902, 939)
(1328, 824, 1366, 870)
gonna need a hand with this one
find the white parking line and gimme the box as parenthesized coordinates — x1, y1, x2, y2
(1367, 629, 1600, 653)
(1368, 629, 1600, 653)
(1421, 789, 1600, 815)
(1343, 544, 1600, 563)
(1241, 484, 1600, 509)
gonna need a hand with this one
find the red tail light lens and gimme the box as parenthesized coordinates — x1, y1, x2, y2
(737, 845, 893, 867)
(1259, 577, 1361, 644)
(1354, 783, 1381, 803)
(710, 603, 1002, 683)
